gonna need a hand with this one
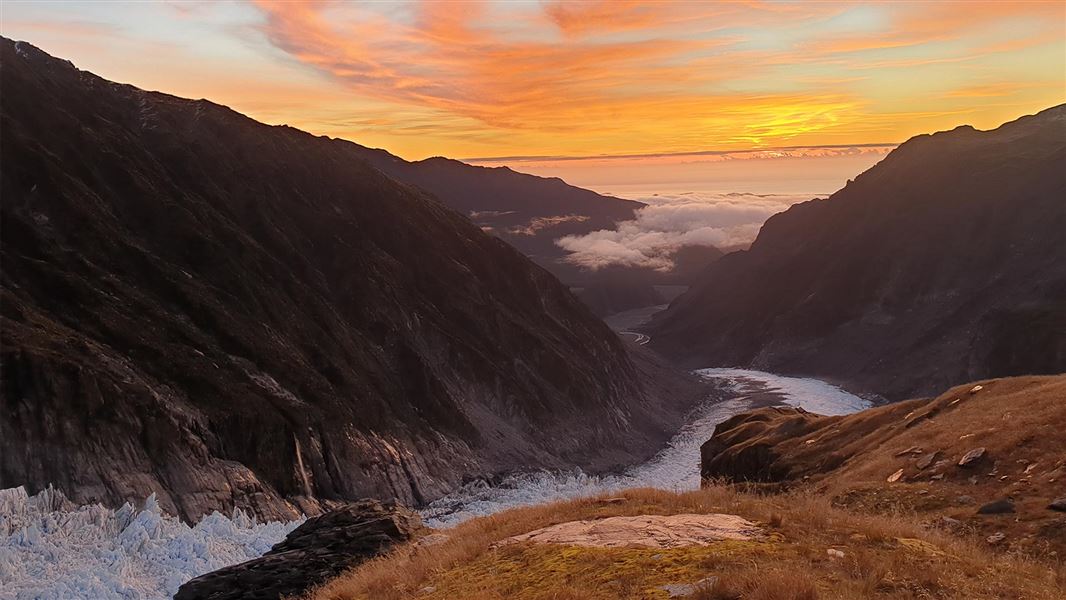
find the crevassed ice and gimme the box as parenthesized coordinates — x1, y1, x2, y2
(0, 486, 301, 600)
(419, 368, 871, 527)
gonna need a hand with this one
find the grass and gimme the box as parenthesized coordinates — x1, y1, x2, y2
(308, 486, 1064, 600)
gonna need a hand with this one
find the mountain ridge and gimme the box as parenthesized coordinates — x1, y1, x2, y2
(0, 38, 704, 522)
(649, 104, 1066, 400)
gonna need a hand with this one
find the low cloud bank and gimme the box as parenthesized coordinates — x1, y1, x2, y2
(556, 192, 813, 271)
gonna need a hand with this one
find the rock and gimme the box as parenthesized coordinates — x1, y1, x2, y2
(827, 548, 846, 559)
(174, 500, 422, 600)
(887, 468, 905, 483)
(503, 514, 762, 548)
(930, 474, 945, 481)
(939, 516, 962, 529)
(958, 448, 987, 467)
(895, 446, 923, 457)
(1048, 498, 1066, 512)
(986, 532, 1006, 545)
(660, 577, 718, 598)
(955, 495, 976, 505)
(916, 452, 939, 470)
(597, 497, 628, 505)
(977, 498, 1015, 515)
(970, 385, 984, 394)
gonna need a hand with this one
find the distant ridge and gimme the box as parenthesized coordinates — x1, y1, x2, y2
(650, 104, 1066, 400)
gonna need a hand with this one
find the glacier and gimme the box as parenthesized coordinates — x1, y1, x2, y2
(0, 369, 869, 598)
(0, 486, 300, 600)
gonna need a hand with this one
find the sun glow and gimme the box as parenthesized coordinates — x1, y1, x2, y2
(1, 1, 1062, 161)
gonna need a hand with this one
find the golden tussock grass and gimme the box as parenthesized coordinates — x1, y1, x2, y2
(308, 485, 1063, 600)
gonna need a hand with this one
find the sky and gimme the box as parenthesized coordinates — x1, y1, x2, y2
(2, 0, 1063, 167)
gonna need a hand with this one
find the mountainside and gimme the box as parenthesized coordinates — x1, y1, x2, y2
(650, 106, 1066, 400)
(701, 375, 1066, 557)
(342, 143, 644, 283)
(0, 39, 702, 522)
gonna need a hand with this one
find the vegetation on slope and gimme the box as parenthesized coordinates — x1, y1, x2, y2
(309, 486, 1064, 600)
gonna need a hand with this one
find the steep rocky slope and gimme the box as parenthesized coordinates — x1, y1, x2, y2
(0, 39, 702, 522)
(701, 375, 1066, 556)
(650, 106, 1066, 400)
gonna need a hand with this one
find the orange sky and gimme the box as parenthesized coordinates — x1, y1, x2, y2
(2, 1, 1064, 161)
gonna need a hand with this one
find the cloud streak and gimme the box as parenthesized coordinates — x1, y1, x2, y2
(246, 1, 1065, 159)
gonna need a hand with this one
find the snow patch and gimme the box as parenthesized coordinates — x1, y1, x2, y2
(0, 486, 301, 600)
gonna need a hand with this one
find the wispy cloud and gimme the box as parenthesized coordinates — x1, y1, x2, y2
(3, 1, 1061, 159)
(244, 1, 1064, 158)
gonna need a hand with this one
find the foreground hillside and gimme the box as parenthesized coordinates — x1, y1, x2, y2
(0, 38, 702, 522)
(650, 106, 1066, 400)
(703, 375, 1066, 557)
(304, 376, 1064, 600)
(309, 486, 1063, 600)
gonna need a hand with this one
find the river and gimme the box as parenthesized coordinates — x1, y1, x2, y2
(419, 367, 871, 527)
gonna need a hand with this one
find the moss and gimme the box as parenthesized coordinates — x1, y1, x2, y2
(421, 540, 778, 600)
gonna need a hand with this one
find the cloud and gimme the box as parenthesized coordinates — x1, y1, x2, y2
(508, 215, 590, 236)
(245, 0, 1064, 157)
(555, 193, 809, 271)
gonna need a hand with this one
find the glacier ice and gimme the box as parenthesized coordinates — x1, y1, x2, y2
(0, 486, 301, 600)
(0, 369, 868, 597)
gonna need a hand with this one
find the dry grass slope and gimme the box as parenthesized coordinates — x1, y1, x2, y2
(704, 375, 1066, 557)
(309, 486, 1064, 600)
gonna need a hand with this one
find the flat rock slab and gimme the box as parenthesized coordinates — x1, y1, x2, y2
(503, 514, 762, 549)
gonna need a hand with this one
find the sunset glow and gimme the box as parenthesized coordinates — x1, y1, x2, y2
(2, 1, 1063, 162)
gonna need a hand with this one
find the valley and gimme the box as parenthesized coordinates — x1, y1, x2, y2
(1, 8, 1064, 599)
(1, 368, 870, 598)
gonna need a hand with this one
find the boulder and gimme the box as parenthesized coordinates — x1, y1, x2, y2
(958, 448, 987, 468)
(174, 500, 422, 600)
(1048, 497, 1066, 512)
(916, 452, 939, 470)
(977, 498, 1015, 515)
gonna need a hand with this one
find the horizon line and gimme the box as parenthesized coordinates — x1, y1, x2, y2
(459, 142, 901, 164)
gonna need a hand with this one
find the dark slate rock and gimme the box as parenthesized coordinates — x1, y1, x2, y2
(175, 500, 422, 600)
(977, 498, 1015, 515)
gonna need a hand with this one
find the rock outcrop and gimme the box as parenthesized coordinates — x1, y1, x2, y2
(175, 500, 421, 600)
(700, 375, 1066, 555)
(0, 39, 704, 521)
(650, 105, 1066, 400)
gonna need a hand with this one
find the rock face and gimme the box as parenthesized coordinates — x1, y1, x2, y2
(650, 106, 1066, 400)
(0, 39, 702, 521)
(175, 500, 420, 600)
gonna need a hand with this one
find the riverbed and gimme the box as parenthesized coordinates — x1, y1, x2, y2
(419, 368, 871, 527)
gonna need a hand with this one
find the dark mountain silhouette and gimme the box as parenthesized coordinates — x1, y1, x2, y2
(340, 144, 644, 281)
(0, 39, 704, 521)
(650, 105, 1066, 400)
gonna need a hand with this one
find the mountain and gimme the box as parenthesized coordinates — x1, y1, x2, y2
(701, 375, 1066, 557)
(340, 144, 644, 282)
(0, 39, 704, 522)
(649, 106, 1066, 400)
